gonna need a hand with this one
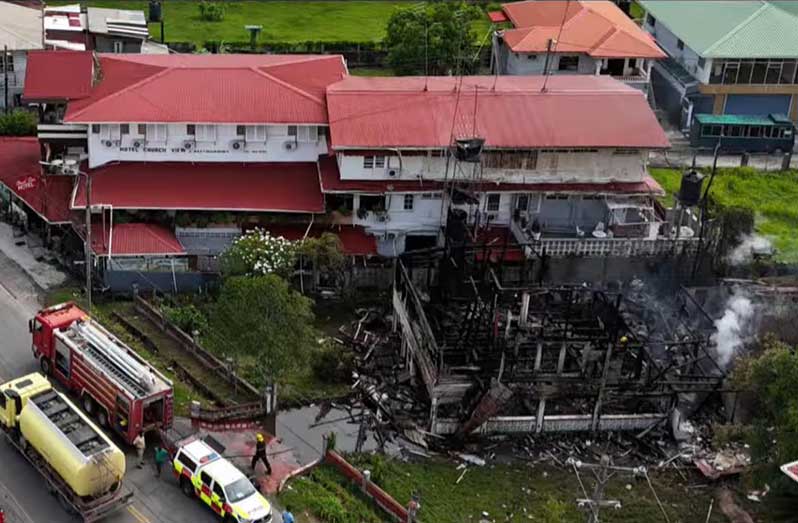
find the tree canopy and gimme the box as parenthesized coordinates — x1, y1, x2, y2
(220, 228, 297, 278)
(207, 275, 315, 382)
(384, 2, 481, 76)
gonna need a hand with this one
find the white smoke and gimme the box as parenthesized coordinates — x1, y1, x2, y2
(711, 295, 756, 367)
(727, 233, 773, 265)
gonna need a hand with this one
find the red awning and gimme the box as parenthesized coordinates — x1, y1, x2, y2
(91, 222, 185, 257)
(260, 223, 377, 256)
(73, 162, 324, 213)
(0, 138, 74, 223)
(318, 157, 443, 194)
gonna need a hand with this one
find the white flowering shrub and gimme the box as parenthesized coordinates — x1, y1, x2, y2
(220, 228, 297, 277)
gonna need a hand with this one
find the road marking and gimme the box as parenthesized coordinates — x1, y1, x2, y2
(127, 505, 150, 523)
(0, 278, 17, 300)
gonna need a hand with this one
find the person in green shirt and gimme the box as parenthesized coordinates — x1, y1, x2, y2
(154, 446, 170, 478)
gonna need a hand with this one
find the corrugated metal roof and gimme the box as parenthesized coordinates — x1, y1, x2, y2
(23, 50, 94, 101)
(326, 76, 670, 150)
(641, 1, 798, 58)
(500, 0, 664, 58)
(0, 137, 74, 223)
(73, 162, 324, 213)
(91, 222, 185, 257)
(62, 54, 346, 124)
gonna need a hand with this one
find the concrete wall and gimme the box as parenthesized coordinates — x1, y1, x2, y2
(0, 50, 28, 109)
(352, 192, 444, 234)
(643, 13, 710, 83)
(92, 34, 143, 53)
(503, 48, 598, 76)
(338, 150, 649, 185)
(88, 123, 327, 167)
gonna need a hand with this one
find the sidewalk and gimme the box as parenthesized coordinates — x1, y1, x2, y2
(0, 481, 34, 523)
(0, 223, 67, 291)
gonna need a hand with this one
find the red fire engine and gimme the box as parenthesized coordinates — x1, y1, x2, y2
(30, 302, 173, 445)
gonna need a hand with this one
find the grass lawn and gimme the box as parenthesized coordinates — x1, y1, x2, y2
(650, 167, 798, 263)
(282, 455, 740, 523)
(49, 1, 422, 45)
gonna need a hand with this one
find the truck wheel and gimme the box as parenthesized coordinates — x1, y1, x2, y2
(40, 357, 51, 376)
(180, 477, 194, 498)
(97, 409, 108, 427)
(58, 492, 76, 515)
(82, 395, 95, 414)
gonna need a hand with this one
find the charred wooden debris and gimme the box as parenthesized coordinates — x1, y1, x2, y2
(334, 261, 734, 451)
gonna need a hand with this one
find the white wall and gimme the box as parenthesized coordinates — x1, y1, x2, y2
(88, 123, 328, 168)
(352, 192, 444, 235)
(0, 50, 28, 109)
(338, 150, 649, 185)
(503, 48, 599, 76)
(643, 14, 709, 83)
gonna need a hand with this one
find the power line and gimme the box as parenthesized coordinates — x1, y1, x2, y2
(542, 0, 571, 93)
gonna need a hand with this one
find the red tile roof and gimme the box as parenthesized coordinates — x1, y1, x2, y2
(0, 137, 74, 223)
(73, 162, 324, 213)
(23, 50, 94, 101)
(61, 54, 346, 124)
(91, 222, 185, 256)
(261, 223, 377, 256)
(498, 1, 665, 58)
(318, 157, 444, 194)
(488, 10, 509, 23)
(326, 76, 670, 150)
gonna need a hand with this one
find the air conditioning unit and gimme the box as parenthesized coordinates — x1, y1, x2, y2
(387, 167, 401, 178)
(132, 139, 146, 149)
(230, 139, 245, 151)
(182, 140, 195, 151)
(377, 213, 391, 223)
(283, 140, 298, 152)
(62, 164, 79, 176)
(103, 139, 115, 148)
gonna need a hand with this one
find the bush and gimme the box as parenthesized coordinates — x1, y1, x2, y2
(161, 304, 208, 335)
(197, 1, 225, 22)
(311, 342, 354, 384)
(220, 228, 297, 277)
(0, 109, 37, 136)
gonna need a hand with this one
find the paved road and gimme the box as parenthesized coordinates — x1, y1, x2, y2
(0, 253, 222, 523)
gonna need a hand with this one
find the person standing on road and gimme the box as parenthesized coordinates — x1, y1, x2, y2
(133, 432, 146, 469)
(282, 506, 295, 523)
(154, 446, 169, 478)
(251, 433, 272, 475)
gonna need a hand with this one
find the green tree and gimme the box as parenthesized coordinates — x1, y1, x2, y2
(384, 2, 481, 76)
(207, 275, 315, 383)
(0, 109, 37, 136)
(220, 228, 297, 278)
(732, 336, 798, 487)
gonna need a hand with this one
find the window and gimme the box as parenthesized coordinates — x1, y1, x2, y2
(738, 60, 753, 84)
(55, 341, 70, 378)
(92, 124, 100, 134)
(245, 125, 267, 142)
(374, 155, 385, 168)
(486, 193, 501, 212)
(728, 125, 743, 137)
(421, 192, 442, 199)
(138, 124, 146, 135)
(748, 126, 762, 138)
(293, 126, 318, 142)
(359, 195, 385, 212)
(781, 60, 797, 84)
(751, 60, 767, 83)
(516, 194, 529, 211)
(112, 40, 124, 53)
(195, 124, 216, 142)
(145, 124, 167, 141)
(0, 52, 13, 72)
(698, 57, 706, 70)
(766, 61, 782, 84)
(236, 125, 245, 136)
(613, 148, 639, 155)
(527, 54, 537, 61)
(100, 124, 121, 140)
(677, 39, 684, 51)
(363, 156, 385, 170)
(558, 56, 579, 71)
(224, 478, 257, 503)
(702, 125, 722, 138)
(186, 124, 196, 135)
(0, 391, 5, 409)
(482, 150, 538, 169)
(403, 194, 414, 211)
(646, 13, 656, 27)
(545, 194, 569, 200)
(212, 481, 225, 500)
(723, 62, 739, 84)
(200, 471, 213, 487)
(120, 124, 130, 135)
(176, 454, 197, 474)
(287, 125, 297, 137)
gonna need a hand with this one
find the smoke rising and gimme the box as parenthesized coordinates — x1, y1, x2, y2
(711, 295, 756, 367)
(727, 233, 773, 265)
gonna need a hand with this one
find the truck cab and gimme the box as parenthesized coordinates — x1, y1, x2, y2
(0, 373, 52, 431)
(173, 439, 272, 523)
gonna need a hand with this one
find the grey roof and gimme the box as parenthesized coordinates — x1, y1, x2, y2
(641, 0, 798, 58)
(86, 7, 147, 38)
(0, 1, 43, 50)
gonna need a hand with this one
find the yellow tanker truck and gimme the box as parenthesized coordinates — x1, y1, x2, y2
(0, 373, 132, 522)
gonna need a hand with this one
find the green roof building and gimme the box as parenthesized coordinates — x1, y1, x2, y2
(639, 0, 798, 135)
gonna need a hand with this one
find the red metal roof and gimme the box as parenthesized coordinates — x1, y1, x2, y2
(326, 76, 670, 150)
(62, 54, 346, 124)
(488, 10, 509, 23)
(23, 50, 94, 101)
(261, 223, 377, 256)
(72, 162, 324, 213)
(499, 1, 665, 58)
(318, 157, 444, 194)
(91, 222, 185, 256)
(0, 137, 74, 223)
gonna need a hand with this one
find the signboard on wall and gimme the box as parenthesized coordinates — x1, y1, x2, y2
(15, 175, 39, 193)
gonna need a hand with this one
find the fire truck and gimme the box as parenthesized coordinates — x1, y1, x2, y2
(30, 302, 174, 445)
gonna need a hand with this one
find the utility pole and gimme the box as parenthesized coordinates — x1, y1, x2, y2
(3, 45, 8, 114)
(85, 172, 92, 312)
(568, 455, 627, 522)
